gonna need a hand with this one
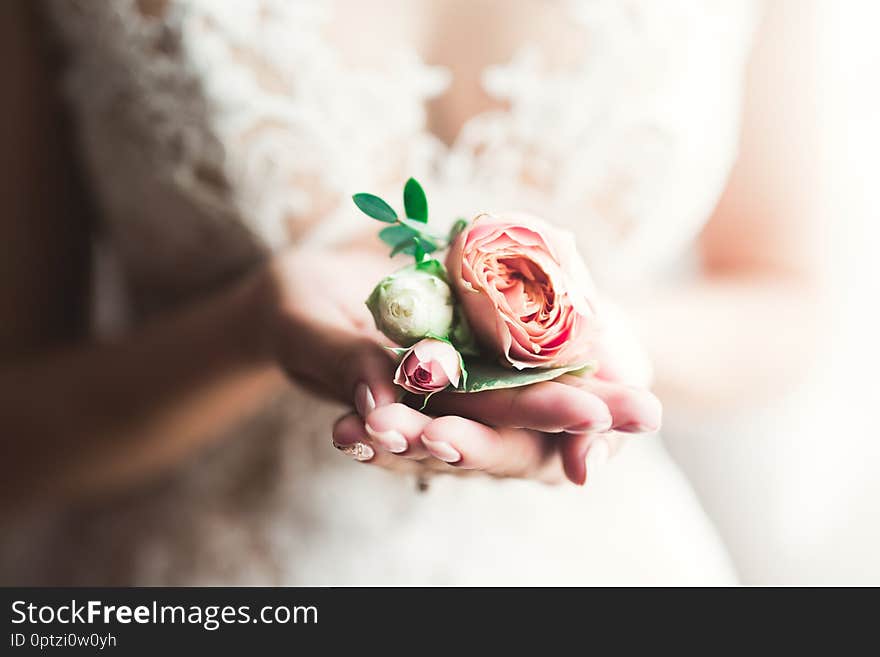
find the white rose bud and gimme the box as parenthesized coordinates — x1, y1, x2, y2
(366, 264, 455, 346)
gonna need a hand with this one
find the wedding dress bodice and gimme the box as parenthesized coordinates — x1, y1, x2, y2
(49, 0, 756, 300)
(2, 0, 756, 585)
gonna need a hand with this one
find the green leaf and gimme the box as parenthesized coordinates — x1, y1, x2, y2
(398, 217, 444, 241)
(379, 224, 417, 248)
(390, 237, 416, 258)
(414, 258, 448, 283)
(403, 178, 428, 223)
(453, 360, 597, 394)
(352, 193, 398, 223)
(413, 237, 426, 263)
(391, 237, 438, 257)
(419, 390, 442, 410)
(449, 307, 479, 356)
(456, 350, 468, 390)
(448, 218, 469, 243)
(416, 236, 438, 253)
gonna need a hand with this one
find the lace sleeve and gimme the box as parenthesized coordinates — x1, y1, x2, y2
(45, 0, 448, 292)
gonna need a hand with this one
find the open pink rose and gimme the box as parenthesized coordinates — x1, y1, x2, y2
(446, 212, 599, 369)
(394, 338, 462, 395)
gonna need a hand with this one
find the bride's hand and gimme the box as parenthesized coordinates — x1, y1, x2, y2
(265, 248, 404, 413)
(332, 368, 661, 485)
(300, 245, 662, 486)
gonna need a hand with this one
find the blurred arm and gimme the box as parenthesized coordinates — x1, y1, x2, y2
(626, 0, 827, 411)
(0, 1, 284, 511)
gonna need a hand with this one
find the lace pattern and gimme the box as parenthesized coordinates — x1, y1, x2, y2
(49, 0, 757, 297)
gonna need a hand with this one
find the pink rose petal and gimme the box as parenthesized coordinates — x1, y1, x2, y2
(446, 212, 600, 369)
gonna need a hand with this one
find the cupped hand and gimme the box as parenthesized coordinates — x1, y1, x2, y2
(326, 292, 660, 486)
(266, 248, 660, 486)
(332, 369, 661, 486)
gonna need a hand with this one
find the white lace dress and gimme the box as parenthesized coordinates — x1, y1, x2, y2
(1, 0, 756, 584)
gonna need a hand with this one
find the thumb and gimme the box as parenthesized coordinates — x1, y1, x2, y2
(275, 318, 398, 417)
(337, 333, 400, 417)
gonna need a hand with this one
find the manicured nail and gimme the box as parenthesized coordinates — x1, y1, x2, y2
(420, 435, 461, 463)
(566, 417, 612, 434)
(616, 423, 653, 434)
(584, 439, 610, 481)
(365, 424, 408, 453)
(333, 440, 375, 462)
(354, 383, 376, 418)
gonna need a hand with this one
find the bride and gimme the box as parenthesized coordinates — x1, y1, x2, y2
(0, 0, 821, 585)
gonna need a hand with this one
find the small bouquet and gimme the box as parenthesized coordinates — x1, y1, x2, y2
(354, 178, 600, 404)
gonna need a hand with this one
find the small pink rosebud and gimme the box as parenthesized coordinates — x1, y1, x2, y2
(393, 339, 462, 395)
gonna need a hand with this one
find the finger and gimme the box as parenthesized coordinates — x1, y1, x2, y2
(424, 380, 612, 434)
(343, 337, 400, 417)
(332, 412, 414, 470)
(277, 316, 398, 417)
(559, 431, 630, 486)
(558, 375, 662, 433)
(333, 412, 465, 478)
(331, 412, 377, 461)
(364, 403, 432, 458)
(420, 415, 562, 482)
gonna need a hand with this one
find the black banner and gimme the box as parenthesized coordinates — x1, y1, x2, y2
(2, 587, 591, 651)
(1, 586, 859, 652)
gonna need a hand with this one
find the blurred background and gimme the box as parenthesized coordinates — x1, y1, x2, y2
(665, 1, 880, 584)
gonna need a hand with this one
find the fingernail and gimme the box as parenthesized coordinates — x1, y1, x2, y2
(584, 439, 610, 481)
(420, 435, 461, 463)
(355, 383, 376, 418)
(365, 424, 408, 453)
(567, 417, 612, 434)
(333, 440, 375, 462)
(616, 423, 654, 434)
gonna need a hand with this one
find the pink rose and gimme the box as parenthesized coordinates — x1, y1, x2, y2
(394, 338, 462, 395)
(445, 212, 599, 369)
